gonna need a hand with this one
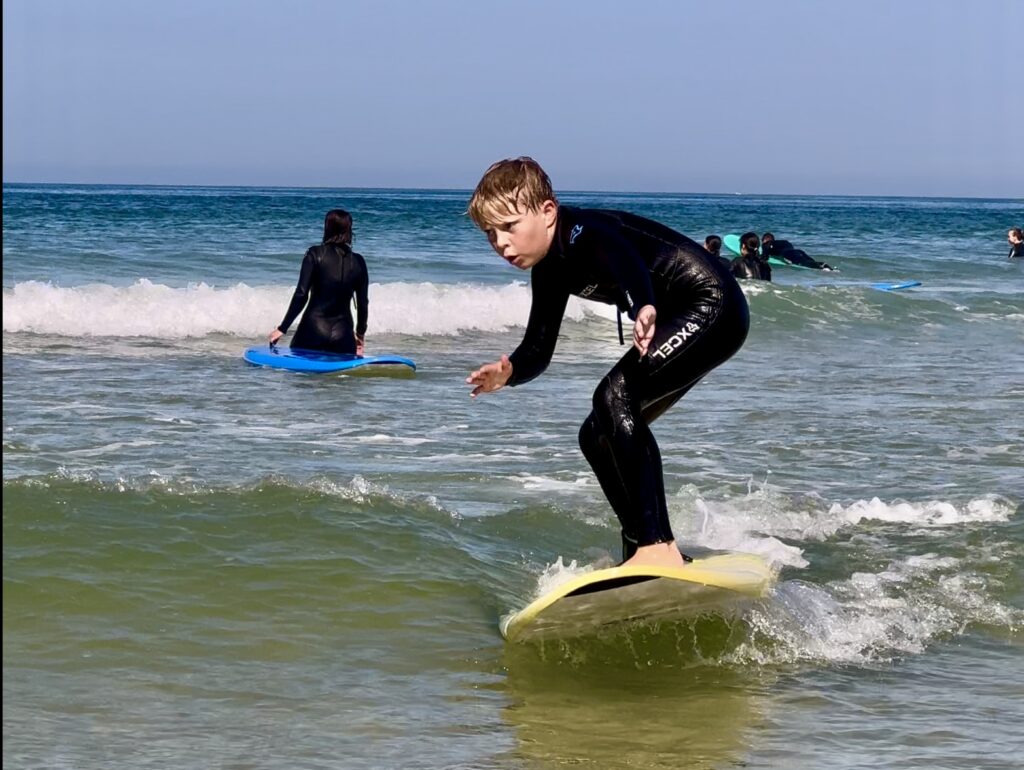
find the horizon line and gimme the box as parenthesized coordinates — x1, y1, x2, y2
(2, 179, 1020, 202)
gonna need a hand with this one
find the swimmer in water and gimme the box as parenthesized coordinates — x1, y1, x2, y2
(1008, 227, 1023, 259)
(731, 232, 771, 281)
(761, 232, 835, 271)
(704, 234, 732, 269)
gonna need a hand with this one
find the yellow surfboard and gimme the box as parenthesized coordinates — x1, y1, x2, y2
(500, 553, 775, 642)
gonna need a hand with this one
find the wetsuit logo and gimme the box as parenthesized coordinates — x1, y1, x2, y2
(579, 283, 598, 297)
(569, 224, 584, 244)
(650, 322, 702, 360)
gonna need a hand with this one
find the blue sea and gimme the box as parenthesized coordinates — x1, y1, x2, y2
(3, 183, 1023, 769)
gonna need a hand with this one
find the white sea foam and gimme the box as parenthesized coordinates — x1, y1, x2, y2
(827, 496, 1014, 527)
(514, 473, 592, 492)
(65, 440, 162, 457)
(533, 555, 606, 598)
(670, 485, 1015, 553)
(2, 279, 600, 338)
(349, 434, 436, 446)
(734, 551, 1022, 666)
(5, 470, 455, 517)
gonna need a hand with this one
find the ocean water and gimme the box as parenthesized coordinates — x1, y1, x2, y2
(3, 183, 1023, 770)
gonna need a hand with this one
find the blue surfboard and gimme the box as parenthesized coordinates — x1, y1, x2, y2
(870, 280, 922, 292)
(808, 279, 922, 292)
(243, 346, 416, 374)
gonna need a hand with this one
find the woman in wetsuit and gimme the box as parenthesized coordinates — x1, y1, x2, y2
(465, 158, 749, 569)
(731, 231, 772, 281)
(269, 209, 369, 354)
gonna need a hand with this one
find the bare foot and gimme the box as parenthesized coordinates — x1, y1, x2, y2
(621, 541, 687, 569)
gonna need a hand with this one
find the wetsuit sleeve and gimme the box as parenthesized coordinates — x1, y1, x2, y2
(354, 252, 369, 337)
(580, 223, 656, 319)
(507, 267, 570, 387)
(278, 249, 315, 333)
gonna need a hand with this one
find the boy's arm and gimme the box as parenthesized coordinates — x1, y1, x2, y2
(506, 266, 570, 386)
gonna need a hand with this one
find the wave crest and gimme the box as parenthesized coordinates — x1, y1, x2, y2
(2, 279, 596, 339)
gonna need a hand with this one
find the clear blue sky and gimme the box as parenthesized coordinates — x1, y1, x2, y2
(3, 0, 1021, 196)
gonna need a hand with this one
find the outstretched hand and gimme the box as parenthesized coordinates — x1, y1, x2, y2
(466, 355, 513, 398)
(633, 305, 657, 357)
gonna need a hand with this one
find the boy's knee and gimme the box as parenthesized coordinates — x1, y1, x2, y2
(578, 414, 599, 455)
(592, 371, 630, 420)
(592, 372, 639, 443)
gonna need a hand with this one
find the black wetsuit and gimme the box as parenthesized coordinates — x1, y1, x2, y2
(278, 243, 368, 353)
(731, 254, 772, 281)
(507, 207, 749, 559)
(1010, 242, 1023, 259)
(763, 239, 832, 270)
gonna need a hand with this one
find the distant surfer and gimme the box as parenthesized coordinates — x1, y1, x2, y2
(465, 157, 749, 569)
(1008, 228, 1024, 259)
(269, 209, 369, 355)
(761, 232, 835, 271)
(731, 232, 772, 281)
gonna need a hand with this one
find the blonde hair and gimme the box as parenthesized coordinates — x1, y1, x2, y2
(467, 157, 558, 229)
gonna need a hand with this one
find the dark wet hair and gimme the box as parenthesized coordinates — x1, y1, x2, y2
(1010, 227, 1023, 239)
(323, 209, 353, 245)
(704, 234, 722, 254)
(762, 232, 775, 242)
(740, 231, 760, 252)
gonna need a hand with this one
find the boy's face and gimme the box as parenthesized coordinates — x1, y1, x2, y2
(483, 199, 558, 270)
(1009, 230, 1022, 245)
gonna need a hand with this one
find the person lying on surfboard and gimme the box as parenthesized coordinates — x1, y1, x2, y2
(268, 209, 369, 355)
(761, 232, 835, 271)
(465, 157, 750, 570)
